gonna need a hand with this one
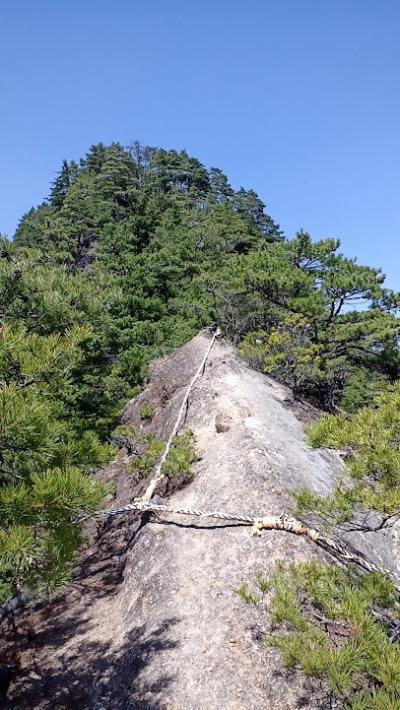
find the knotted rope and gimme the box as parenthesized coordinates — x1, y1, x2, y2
(80, 329, 400, 592)
(85, 501, 400, 591)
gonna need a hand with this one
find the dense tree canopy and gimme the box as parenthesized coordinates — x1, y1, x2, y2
(1, 141, 399, 603)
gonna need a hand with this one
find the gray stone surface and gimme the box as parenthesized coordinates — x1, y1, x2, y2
(7, 332, 398, 709)
(100, 333, 398, 709)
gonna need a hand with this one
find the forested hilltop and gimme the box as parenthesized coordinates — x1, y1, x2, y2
(1, 142, 399, 604)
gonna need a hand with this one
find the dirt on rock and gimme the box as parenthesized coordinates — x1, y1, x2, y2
(2, 332, 399, 709)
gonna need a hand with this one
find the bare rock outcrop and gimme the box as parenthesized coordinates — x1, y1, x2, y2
(4, 332, 399, 709)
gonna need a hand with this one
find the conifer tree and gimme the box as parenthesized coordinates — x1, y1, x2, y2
(4, 141, 399, 607)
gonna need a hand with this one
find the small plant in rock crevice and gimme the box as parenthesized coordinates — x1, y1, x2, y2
(124, 426, 197, 482)
(128, 432, 164, 479)
(161, 430, 197, 479)
(139, 403, 156, 421)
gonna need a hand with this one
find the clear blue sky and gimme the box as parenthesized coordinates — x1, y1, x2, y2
(1, 1, 399, 288)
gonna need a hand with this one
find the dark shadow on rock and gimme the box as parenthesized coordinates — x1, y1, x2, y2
(100, 618, 179, 709)
(270, 668, 334, 710)
(4, 619, 179, 710)
(149, 518, 249, 531)
(0, 510, 172, 709)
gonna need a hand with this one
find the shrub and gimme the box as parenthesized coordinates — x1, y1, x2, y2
(240, 562, 400, 709)
(128, 428, 197, 481)
(298, 382, 400, 524)
(162, 430, 197, 479)
(139, 403, 155, 420)
(129, 433, 164, 478)
(0, 467, 106, 601)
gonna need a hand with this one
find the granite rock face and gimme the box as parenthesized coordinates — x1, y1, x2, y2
(101, 332, 398, 709)
(6, 332, 399, 709)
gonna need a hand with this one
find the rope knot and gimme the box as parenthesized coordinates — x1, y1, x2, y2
(250, 519, 264, 537)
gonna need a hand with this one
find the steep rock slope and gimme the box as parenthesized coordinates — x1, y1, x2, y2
(6, 332, 399, 709)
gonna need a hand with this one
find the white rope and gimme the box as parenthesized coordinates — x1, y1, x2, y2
(78, 328, 400, 593)
(142, 328, 220, 500)
(85, 500, 400, 591)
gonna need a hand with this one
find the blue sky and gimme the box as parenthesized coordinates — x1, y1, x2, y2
(1, 1, 399, 288)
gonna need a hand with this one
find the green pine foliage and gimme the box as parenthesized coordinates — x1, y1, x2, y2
(240, 562, 400, 709)
(236, 233, 399, 410)
(267, 385, 400, 704)
(295, 382, 400, 525)
(128, 432, 165, 479)
(127, 428, 197, 481)
(1, 140, 399, 610)
(0, 468, 105, 601)
(139, 403, 156, 420)
(161, 430, 197, 479)
(0, 316, 112, 601)
(12, 143, 399, 412)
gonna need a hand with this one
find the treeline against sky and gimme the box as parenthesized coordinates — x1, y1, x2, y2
(0, 142, 399, 601)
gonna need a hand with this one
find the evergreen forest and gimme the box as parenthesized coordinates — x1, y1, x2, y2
(1, 141, 399, 609)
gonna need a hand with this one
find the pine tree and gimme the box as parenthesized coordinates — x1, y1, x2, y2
(49, 159, 80, 208)
(208, 167, 234, 203)
(4, 141, 399, 608)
